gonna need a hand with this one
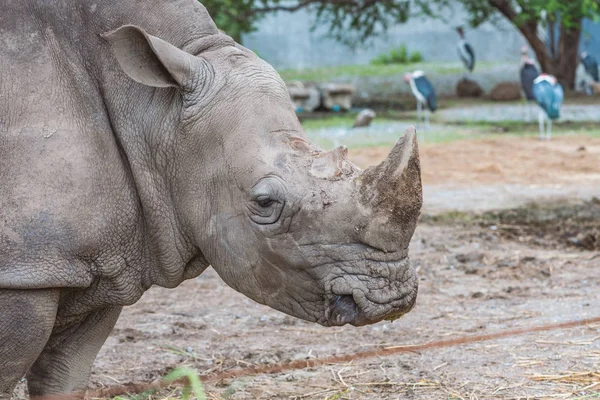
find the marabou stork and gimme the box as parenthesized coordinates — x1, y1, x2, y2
(580, 51, 599, 82)
(532, 74, 563, 141)
(520, 45, 540, 121)
(404, 70, 437, 132)
(457, 27, 475, 75)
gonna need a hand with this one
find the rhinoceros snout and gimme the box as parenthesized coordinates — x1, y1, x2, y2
(327, 290, 416, 327)
(325, 257, 418, 327)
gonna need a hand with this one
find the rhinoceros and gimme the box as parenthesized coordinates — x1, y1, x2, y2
(0, 0, 422, 396)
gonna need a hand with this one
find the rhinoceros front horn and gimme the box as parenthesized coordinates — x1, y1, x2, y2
(357, 126, 422, 251)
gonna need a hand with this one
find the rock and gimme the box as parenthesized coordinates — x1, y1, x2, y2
(489, 82, 521, 101)
(352, 108, 376, 128)
(320, 83, 355, 111)
(591, 82, 600, 95)
(286, 81, 320, 112)
(456, 78, 483, 98)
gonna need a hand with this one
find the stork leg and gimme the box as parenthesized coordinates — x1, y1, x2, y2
(524, 101, 531, 122)
(417, 101, 422, 129)
(538, 111, 545, 141)
(547, 119, 552, 141)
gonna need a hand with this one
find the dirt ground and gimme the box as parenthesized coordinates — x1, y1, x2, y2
(16, 136, 600, 399)
(350, 136, 600, 187)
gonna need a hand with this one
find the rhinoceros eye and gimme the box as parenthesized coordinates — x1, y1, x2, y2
(247, 177, 286, 225)
(256, 196, 275, 208)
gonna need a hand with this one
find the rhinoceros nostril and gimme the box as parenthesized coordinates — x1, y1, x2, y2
(328, 295, 360, 326)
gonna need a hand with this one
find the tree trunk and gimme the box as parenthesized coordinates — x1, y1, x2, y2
(552, 22, 582, 90)
(487, 0, 581, 90)
(512, 20, 581, 90)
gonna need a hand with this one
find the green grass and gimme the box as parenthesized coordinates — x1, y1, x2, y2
(300, 114, 396, 130)
(278, 61, 499, 82)
(164, 367, 207, 400)
(443, 119, 600, 138)
(370, 45, 423, 65)
(301, 114, 600, 150)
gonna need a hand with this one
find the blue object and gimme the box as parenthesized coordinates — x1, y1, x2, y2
(520, 63, 539, 100)
(332, 104, 340, 112)
(414, 75, 437, 112)
(296, 106, 304, 113)
(581, 52, 599, 82)
(533, 75, 564, 120)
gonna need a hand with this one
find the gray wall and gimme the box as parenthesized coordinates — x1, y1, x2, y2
(241, 7, 528, 69)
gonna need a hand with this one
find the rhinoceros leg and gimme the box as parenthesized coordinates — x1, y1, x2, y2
(0, 289, 59, 399)
(27, 306, 122, 398)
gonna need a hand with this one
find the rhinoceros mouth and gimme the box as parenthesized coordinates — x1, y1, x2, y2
(323, 257, 418, 327)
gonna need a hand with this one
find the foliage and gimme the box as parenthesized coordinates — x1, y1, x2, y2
(202, 0, 600, 86)
(200, 0, 262, 42)
(302, 0, 600, 46)
(204, 0, 600, 47)
(409, 51, 423, 63)
(370, 45, 423, 65)
(164, 367, 207, 400)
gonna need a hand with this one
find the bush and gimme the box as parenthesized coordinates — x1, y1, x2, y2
(371, 45, 423, 65)
(409, 51, 423, 63)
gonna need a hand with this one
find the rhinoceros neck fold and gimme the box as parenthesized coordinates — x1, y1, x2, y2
(90, 0, 218, 288)
(98, 80, 209, 289)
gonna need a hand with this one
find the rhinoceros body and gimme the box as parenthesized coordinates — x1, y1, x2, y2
(0, 0, 422, 396)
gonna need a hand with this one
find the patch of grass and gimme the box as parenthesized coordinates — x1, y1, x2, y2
(300, 112, 600, 151)
(278, 61, 498, 82)
(164, 367, 207, 400)
(444, 119, 600, 139)
(304, 126, 485, 150)
(300, 114, 360, 130)
(370, 45, 423, 65)
(409, 51, 424, 63)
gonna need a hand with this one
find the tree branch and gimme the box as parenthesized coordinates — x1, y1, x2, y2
(487, 0, 552, 73)
(252, 0, 362, 14)
(487, 0, 518, 21)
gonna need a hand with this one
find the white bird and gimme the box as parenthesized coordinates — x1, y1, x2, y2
(532, 74, 563, 141)
(457, 27, 475, 76)
(404, 70, 437, 135)
(520, 45, 540, 122)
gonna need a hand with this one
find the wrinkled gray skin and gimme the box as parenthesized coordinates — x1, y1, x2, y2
(0, 0, 422, 397)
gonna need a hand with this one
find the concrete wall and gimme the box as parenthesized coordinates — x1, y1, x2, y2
(241, 6, 529, 69)
(581, 18, 600, 56)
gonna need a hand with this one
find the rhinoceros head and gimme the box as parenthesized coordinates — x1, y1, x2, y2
(105, 26, 422, 326)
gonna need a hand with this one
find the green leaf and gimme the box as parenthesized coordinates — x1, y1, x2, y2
(164, 367, 207, 400)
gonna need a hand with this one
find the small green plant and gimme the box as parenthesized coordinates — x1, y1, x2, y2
(164, 367, 207, 400)
(370, 45, 422, 65)
(409, 51, 423, 63)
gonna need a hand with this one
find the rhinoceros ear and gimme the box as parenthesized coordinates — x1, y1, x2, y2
(102, 25, 192, 89)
